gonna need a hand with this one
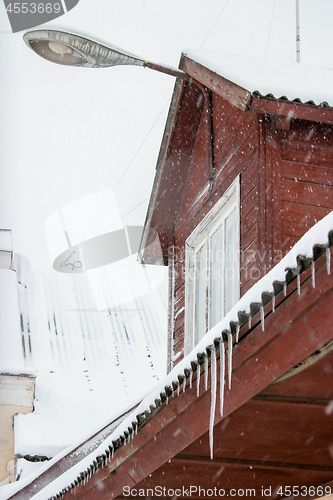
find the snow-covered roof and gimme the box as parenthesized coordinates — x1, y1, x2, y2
(185, 51, 333, 108)
(3, 211, 333, 500)
(11, 256, 167, 461)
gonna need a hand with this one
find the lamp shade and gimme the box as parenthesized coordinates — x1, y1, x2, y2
(23, 29, 146, 68)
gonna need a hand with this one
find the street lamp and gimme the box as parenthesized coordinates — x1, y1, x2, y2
(23, 29, 189, 80)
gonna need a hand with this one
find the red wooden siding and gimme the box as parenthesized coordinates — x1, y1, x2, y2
(171, 92, 261, 365)
(277, 121, 333, 254)
(170, 109, 333, 368)
(142, 71, 333, 369)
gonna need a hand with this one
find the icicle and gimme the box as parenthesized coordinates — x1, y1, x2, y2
(283, 282, 287, 296)
(183, 376, 186, 393)
(204, 355, 209, 391)
(209, 346, 217, 460)
(196, 363, 201, 397)
(166, 395, 169, 406)
(326, 247, 331, 275)
(248, 314, 252, 329)
(272, 294, 275, 313)
(112, 447, 114, 458)
(297, 273, 301, 295)
(236, 323, 240, 343)
(189, 369, 193, 389)
(227, 332, 233, 391)
(220, 340, 225, 417)
(311, 260, 316, 288)
(260, 305, 265, 332)
(177, 384, 180, 397)
(135, 425, 138, 436)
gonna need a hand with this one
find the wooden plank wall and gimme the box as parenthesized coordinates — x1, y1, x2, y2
(171, 93, 261, 365)
(276, 121, 333, 254)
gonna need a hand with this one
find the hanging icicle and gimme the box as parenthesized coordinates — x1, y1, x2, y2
(260, 305, 265, 332)
(204, 355, 209, 391)
(297, 273, 301, 295)
(166, 396, 169, 406)
(220, 339, 225, 417)
(272, 294, 275, 313)
(183, 376, 186, 393)
(177, 384, 180, 397)
(189, 369, 193, 389)
(248, 313, 252, 329)
(326, 247, 331, 275)
(236, 323, 240, 343)
(227, 332, 233, 391)
(197, 363, 201, 397)
(209, 345, 217, 460)
(283, 282, 287, 296)
(311, 260, 316, 288)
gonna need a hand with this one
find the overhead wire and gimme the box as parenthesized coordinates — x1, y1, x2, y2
(76, 99, 169, 248)
(199, 0, 232, 49)
(265, 0, 277, 59)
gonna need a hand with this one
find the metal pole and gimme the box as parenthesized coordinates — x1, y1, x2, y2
(144, 61, 190, 81)
(296, 0, 301, 63)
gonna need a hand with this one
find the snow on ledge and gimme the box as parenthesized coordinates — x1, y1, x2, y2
(0, 367, 37, 378)
(2, 211, 333, 500)
(184, 51, 333, 108)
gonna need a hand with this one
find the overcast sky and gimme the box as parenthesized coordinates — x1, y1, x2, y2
(1, 0, 333, 264)
(1, 0, 333, 476)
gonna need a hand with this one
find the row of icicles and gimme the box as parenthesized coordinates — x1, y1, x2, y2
(49, 247, 331, 500)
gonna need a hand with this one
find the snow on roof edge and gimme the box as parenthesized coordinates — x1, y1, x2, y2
(4, 211, 333, 500)
(184, 51, 333, 108)
(0, 394, 150, 500)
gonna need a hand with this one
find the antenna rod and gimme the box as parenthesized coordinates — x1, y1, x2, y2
(296, 0, 300, 63)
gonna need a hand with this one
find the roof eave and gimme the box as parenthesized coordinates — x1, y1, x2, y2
(60, 248, 333, 499)
(249, 93, 333, 125)
(181, 54, 252, 111)
(138, 73, 185, 265)
(182, 54, 333, 125)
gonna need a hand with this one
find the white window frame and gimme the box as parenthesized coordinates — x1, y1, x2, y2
(184, 177, 240, 355)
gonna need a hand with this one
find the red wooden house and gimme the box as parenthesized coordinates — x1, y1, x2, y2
(140, 52, 333, 372)
(7, 54, 333, 500)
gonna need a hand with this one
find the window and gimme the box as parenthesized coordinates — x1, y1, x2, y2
(185, 178, 240, 353)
